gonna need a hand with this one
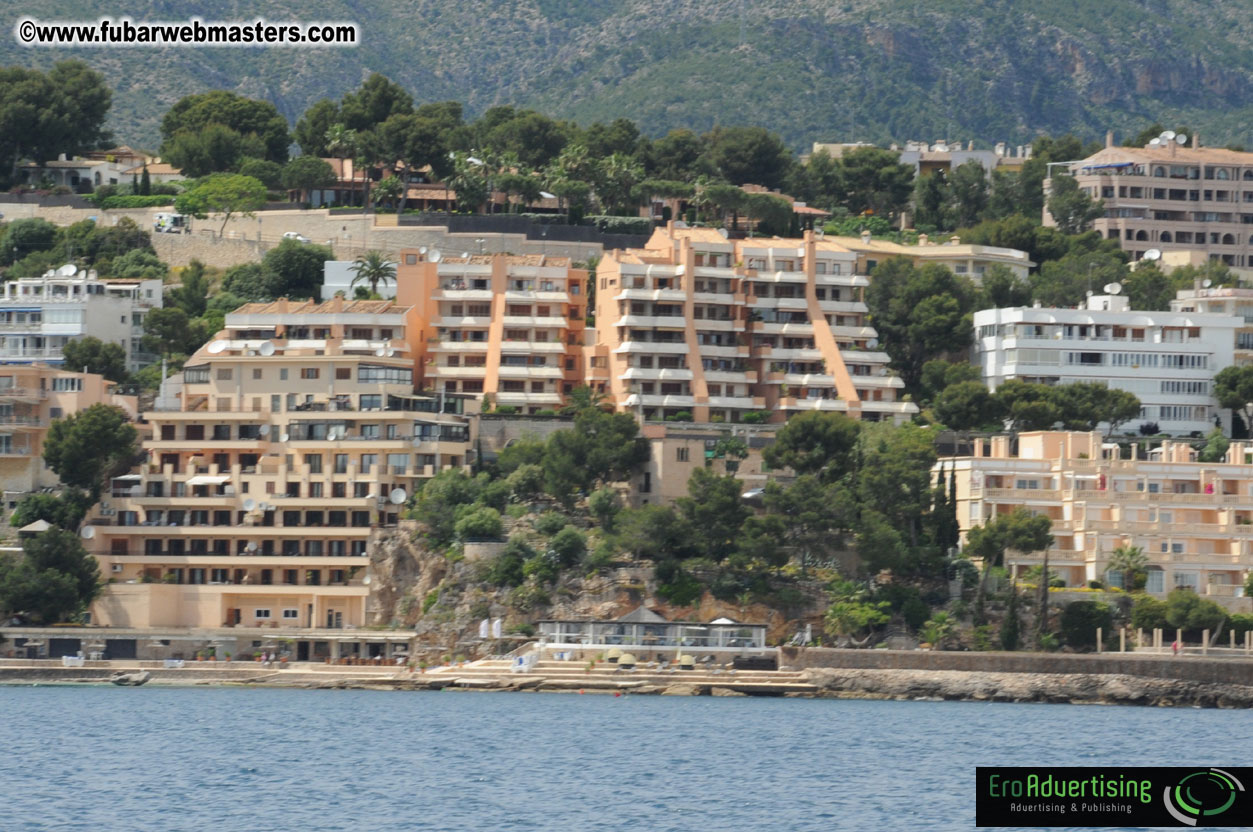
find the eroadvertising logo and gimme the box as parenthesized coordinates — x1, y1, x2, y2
(976, 766, 1252, 827)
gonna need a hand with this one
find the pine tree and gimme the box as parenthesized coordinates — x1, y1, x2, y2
(140, 165, 151, 196)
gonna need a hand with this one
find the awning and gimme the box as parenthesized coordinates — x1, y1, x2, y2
(1082, 162, 1133, 171)
(186, 475, 230, 486)
(113, 474, 142, 481)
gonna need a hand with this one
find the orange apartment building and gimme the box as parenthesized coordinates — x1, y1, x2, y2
(87, 297, 476, 635)
(395, 251, 589, 413)
(591, 224, 916, 424)
(0, 365, 137, 510)
(942, 431, 1253, 602)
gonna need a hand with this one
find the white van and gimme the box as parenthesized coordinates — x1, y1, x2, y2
(153, 213, 189, 234)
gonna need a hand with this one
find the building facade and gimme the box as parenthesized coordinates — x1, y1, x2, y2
(395, 251, 588, 414)
(941, 431, 1253, 600)
(592, 225, 915, 424)
(1170, 285, 1253, 366)
(0, 365, 137, 509)
(0, 267, 162, 371)
(974, 294, 1240, 436)
(87, 297, 476, 632)
(1048, 133, 1253, 266)
(829, 231, 1034, 283)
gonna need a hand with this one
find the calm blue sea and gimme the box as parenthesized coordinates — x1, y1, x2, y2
(0, 686, 1247, 831)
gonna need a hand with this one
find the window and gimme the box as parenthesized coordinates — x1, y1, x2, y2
(359, 365, 410, 384)
(360, 454, 377, 474)
(216, 368, 232, 380)
(279, 369, 289, 381)
(282, 609, 299, 620)
(301, 368, 319, 380)
(676, 447, 689, 462)
(359, 394, 382, 410)
(639, 472, 651, 493)
(305, 454, 323, 474)
(336, 367, 351, 380)
(254, 609, 272, 619)
(51, 377, 83, 392)
(332, 482, 346, 498)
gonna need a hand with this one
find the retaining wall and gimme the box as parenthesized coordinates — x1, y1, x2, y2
(778, 646, 1253, 685)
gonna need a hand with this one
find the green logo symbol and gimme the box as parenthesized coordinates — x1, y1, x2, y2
(1164, 768, 1244, 826)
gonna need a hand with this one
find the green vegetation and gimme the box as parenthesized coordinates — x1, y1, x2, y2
(0, 529, 101, 624)
(42, 404, 139, 497)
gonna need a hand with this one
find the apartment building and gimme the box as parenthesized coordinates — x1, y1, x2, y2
(1170, 285, 1253, 366)
(395, 251, 588, 414)
(829, 230, 1034, 282)
(974, 293, 1240, 435)
(593, 225, 915, 424)
(1049, 132, 1253, 266)
(0, 365, 137, 507)
(941, 431, 1253, 601)
(0, 266, 162, 371)
(87, 296, 476, 633)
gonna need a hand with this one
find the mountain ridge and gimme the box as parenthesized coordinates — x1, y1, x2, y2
(4, 0, 1251, 151)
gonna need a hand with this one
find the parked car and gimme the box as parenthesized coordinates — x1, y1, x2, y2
(282, 231, 311, 243)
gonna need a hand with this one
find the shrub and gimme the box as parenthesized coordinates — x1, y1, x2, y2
(494, 405, 519, 415)
(548, 526, 586, 568)
(454, 505, 503, 541)
(523, 553, 560, 584)
(1060, 600, 1113, 650)
(534, 511, 568, 537)
(422, 589, 440, 613)
(1130, 595, 1168, 631)
(97, 194, 175, 210)
(588, 487, 620, 531)
(741, 411, 768, 424)
(665, 411, 693, 422)
(505, 463, 545, 502)
(583, 541, 616, 574)
(507, 582, 550, 612)
(485, 538, 533, 588)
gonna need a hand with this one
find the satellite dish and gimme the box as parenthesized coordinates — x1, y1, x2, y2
(80, 526, 96, 539)
(245, 541, 258, 552)
(258, 424, 271, 437)
(1149, 138, 1161, 147)
(374, 346, 387, 357)
(1085, 289, 1094, 297)
(280, 433, 290, 442)
(1202, 278, 1213, 288)
(429, 248, 442, 263)
(243, 499, 256, 511)
(362, 575, 372, 586)
(1162, 130, 1177, 141)
(206, 340, 227, 354)
(366, 492, 377, 501)
(1103, 282, 1122, 295)
(866, 338, 879, 349)
(57, 263, 77, 276)
(385, 347, 396, 357)
(1143, 249, 1162, 261)
(419, 246, 428, 255)
(258, 342, 276, 357)
(389, 488, 407, 504)
(461, 252, 470, 259)
(717, 228, 729, 239)
(1176, 134, 1188, 146)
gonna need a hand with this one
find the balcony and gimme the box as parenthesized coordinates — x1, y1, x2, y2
(0, 387, 46, 401)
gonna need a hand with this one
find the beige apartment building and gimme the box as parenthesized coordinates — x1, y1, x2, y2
(0, 365, 137, 509)
(829, 231, 1033, 282)
(394, 251, 589, 413)
(942, 431, 1253, 601)
(88, 297, 476, 633)
(1049, 133, 1253, 266)
(592, 225, 915, 424)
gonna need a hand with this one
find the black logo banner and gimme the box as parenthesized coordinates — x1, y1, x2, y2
(976, 766, 1252, 827)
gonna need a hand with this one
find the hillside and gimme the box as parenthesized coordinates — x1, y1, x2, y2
(5, 0, 1253, 150)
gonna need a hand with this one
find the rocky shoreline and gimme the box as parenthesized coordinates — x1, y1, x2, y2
(5, 665, 1253, 708)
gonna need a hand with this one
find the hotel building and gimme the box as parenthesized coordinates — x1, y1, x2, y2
(87, 297, 476, 633)
(0, 267, 162, 371)
(829, 231, 1034, 283)
(592, 225, 915, 424)
(974, 293, 1240, 436)
(941, 431, 1253, 600)
(1049, 134, 1253, 266)
(0, 364, 137, 508)
(395, 252, 588, 414)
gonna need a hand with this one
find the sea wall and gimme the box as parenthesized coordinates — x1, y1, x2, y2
(779, 647, 1253, 685)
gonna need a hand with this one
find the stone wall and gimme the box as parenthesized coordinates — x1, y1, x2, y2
(475, 416, 574, 452)
(779, 646, 1253, 685)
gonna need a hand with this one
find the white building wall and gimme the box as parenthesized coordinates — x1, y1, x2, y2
(974, 296, 1241, 436)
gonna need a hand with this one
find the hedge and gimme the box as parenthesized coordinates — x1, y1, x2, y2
(582, 215, 651, 235)
(96, 195, 175, 210)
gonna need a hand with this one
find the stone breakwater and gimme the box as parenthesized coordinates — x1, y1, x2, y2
(796, 667, 1253, 709)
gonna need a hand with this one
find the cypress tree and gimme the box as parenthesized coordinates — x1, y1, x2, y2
(131, 172, 139, 194)
(140, 165, 151, 196)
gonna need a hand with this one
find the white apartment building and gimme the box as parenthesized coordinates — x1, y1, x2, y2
(0, 266, 163, 371)
(1170, 285, 1253, 366)
(974, 294, 1240, 436)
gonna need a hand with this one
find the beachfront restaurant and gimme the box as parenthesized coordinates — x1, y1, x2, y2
(537, 606, 769, 655)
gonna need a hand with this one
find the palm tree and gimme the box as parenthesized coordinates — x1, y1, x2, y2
(919, 612, 955, 650)
(349, 251, 397, 298)
(324, 123, 359, 206)
(1105, 545, 1149, 592)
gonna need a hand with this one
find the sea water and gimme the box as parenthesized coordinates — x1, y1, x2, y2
(1, 686, 1247, 831)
